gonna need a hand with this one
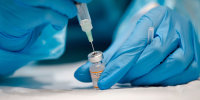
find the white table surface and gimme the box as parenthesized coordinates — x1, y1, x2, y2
(0, 61, 199, 100)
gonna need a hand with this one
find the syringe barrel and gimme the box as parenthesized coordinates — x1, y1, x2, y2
(76, 3, 93, 32)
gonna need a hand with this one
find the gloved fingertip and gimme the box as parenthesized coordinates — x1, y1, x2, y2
(97, 59, 132, 90)
(74, 0, 92, 3)
(67, 8, 77, 19)
(98, 79, 111, 90)
(74, 62, 92, 82)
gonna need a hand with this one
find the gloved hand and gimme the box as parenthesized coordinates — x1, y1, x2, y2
(0, 0, 91, 76)
(0, 0, 92, 51)
(74, 6, 200, 90)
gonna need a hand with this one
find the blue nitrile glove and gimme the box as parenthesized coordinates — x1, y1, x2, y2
(0, 0, 91, 76)
(74, 6, 200, 90)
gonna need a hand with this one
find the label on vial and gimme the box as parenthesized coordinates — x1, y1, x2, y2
(90, 70, 103, 88)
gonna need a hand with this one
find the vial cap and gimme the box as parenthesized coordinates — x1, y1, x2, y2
(88, 51, 103, 63)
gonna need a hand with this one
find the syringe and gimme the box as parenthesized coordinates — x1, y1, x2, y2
(76, 3, 95, 51)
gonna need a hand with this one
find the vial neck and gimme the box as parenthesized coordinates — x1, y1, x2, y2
(92, 61, 102, 65)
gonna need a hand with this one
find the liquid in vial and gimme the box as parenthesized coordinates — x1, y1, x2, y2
(88, 51, 105, 89)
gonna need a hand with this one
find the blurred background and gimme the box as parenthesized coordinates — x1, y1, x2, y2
(37, 0, 131, 65)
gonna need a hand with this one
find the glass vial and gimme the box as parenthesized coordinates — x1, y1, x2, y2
(88, 51, 105, 89)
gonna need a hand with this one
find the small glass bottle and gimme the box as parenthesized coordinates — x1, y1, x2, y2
(88, 51, 105, 89)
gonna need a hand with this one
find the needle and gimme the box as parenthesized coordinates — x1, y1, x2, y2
(90, 42, 95, 52)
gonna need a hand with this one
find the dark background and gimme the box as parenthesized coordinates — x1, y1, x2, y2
(37, 0, 131, 65)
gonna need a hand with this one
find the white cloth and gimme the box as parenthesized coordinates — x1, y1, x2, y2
(0, 61, 199, 100)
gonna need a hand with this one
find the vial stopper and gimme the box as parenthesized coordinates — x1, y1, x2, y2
(88, 51, 103, 63)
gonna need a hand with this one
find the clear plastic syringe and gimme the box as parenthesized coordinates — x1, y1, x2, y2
(76, 3, 95, 51)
